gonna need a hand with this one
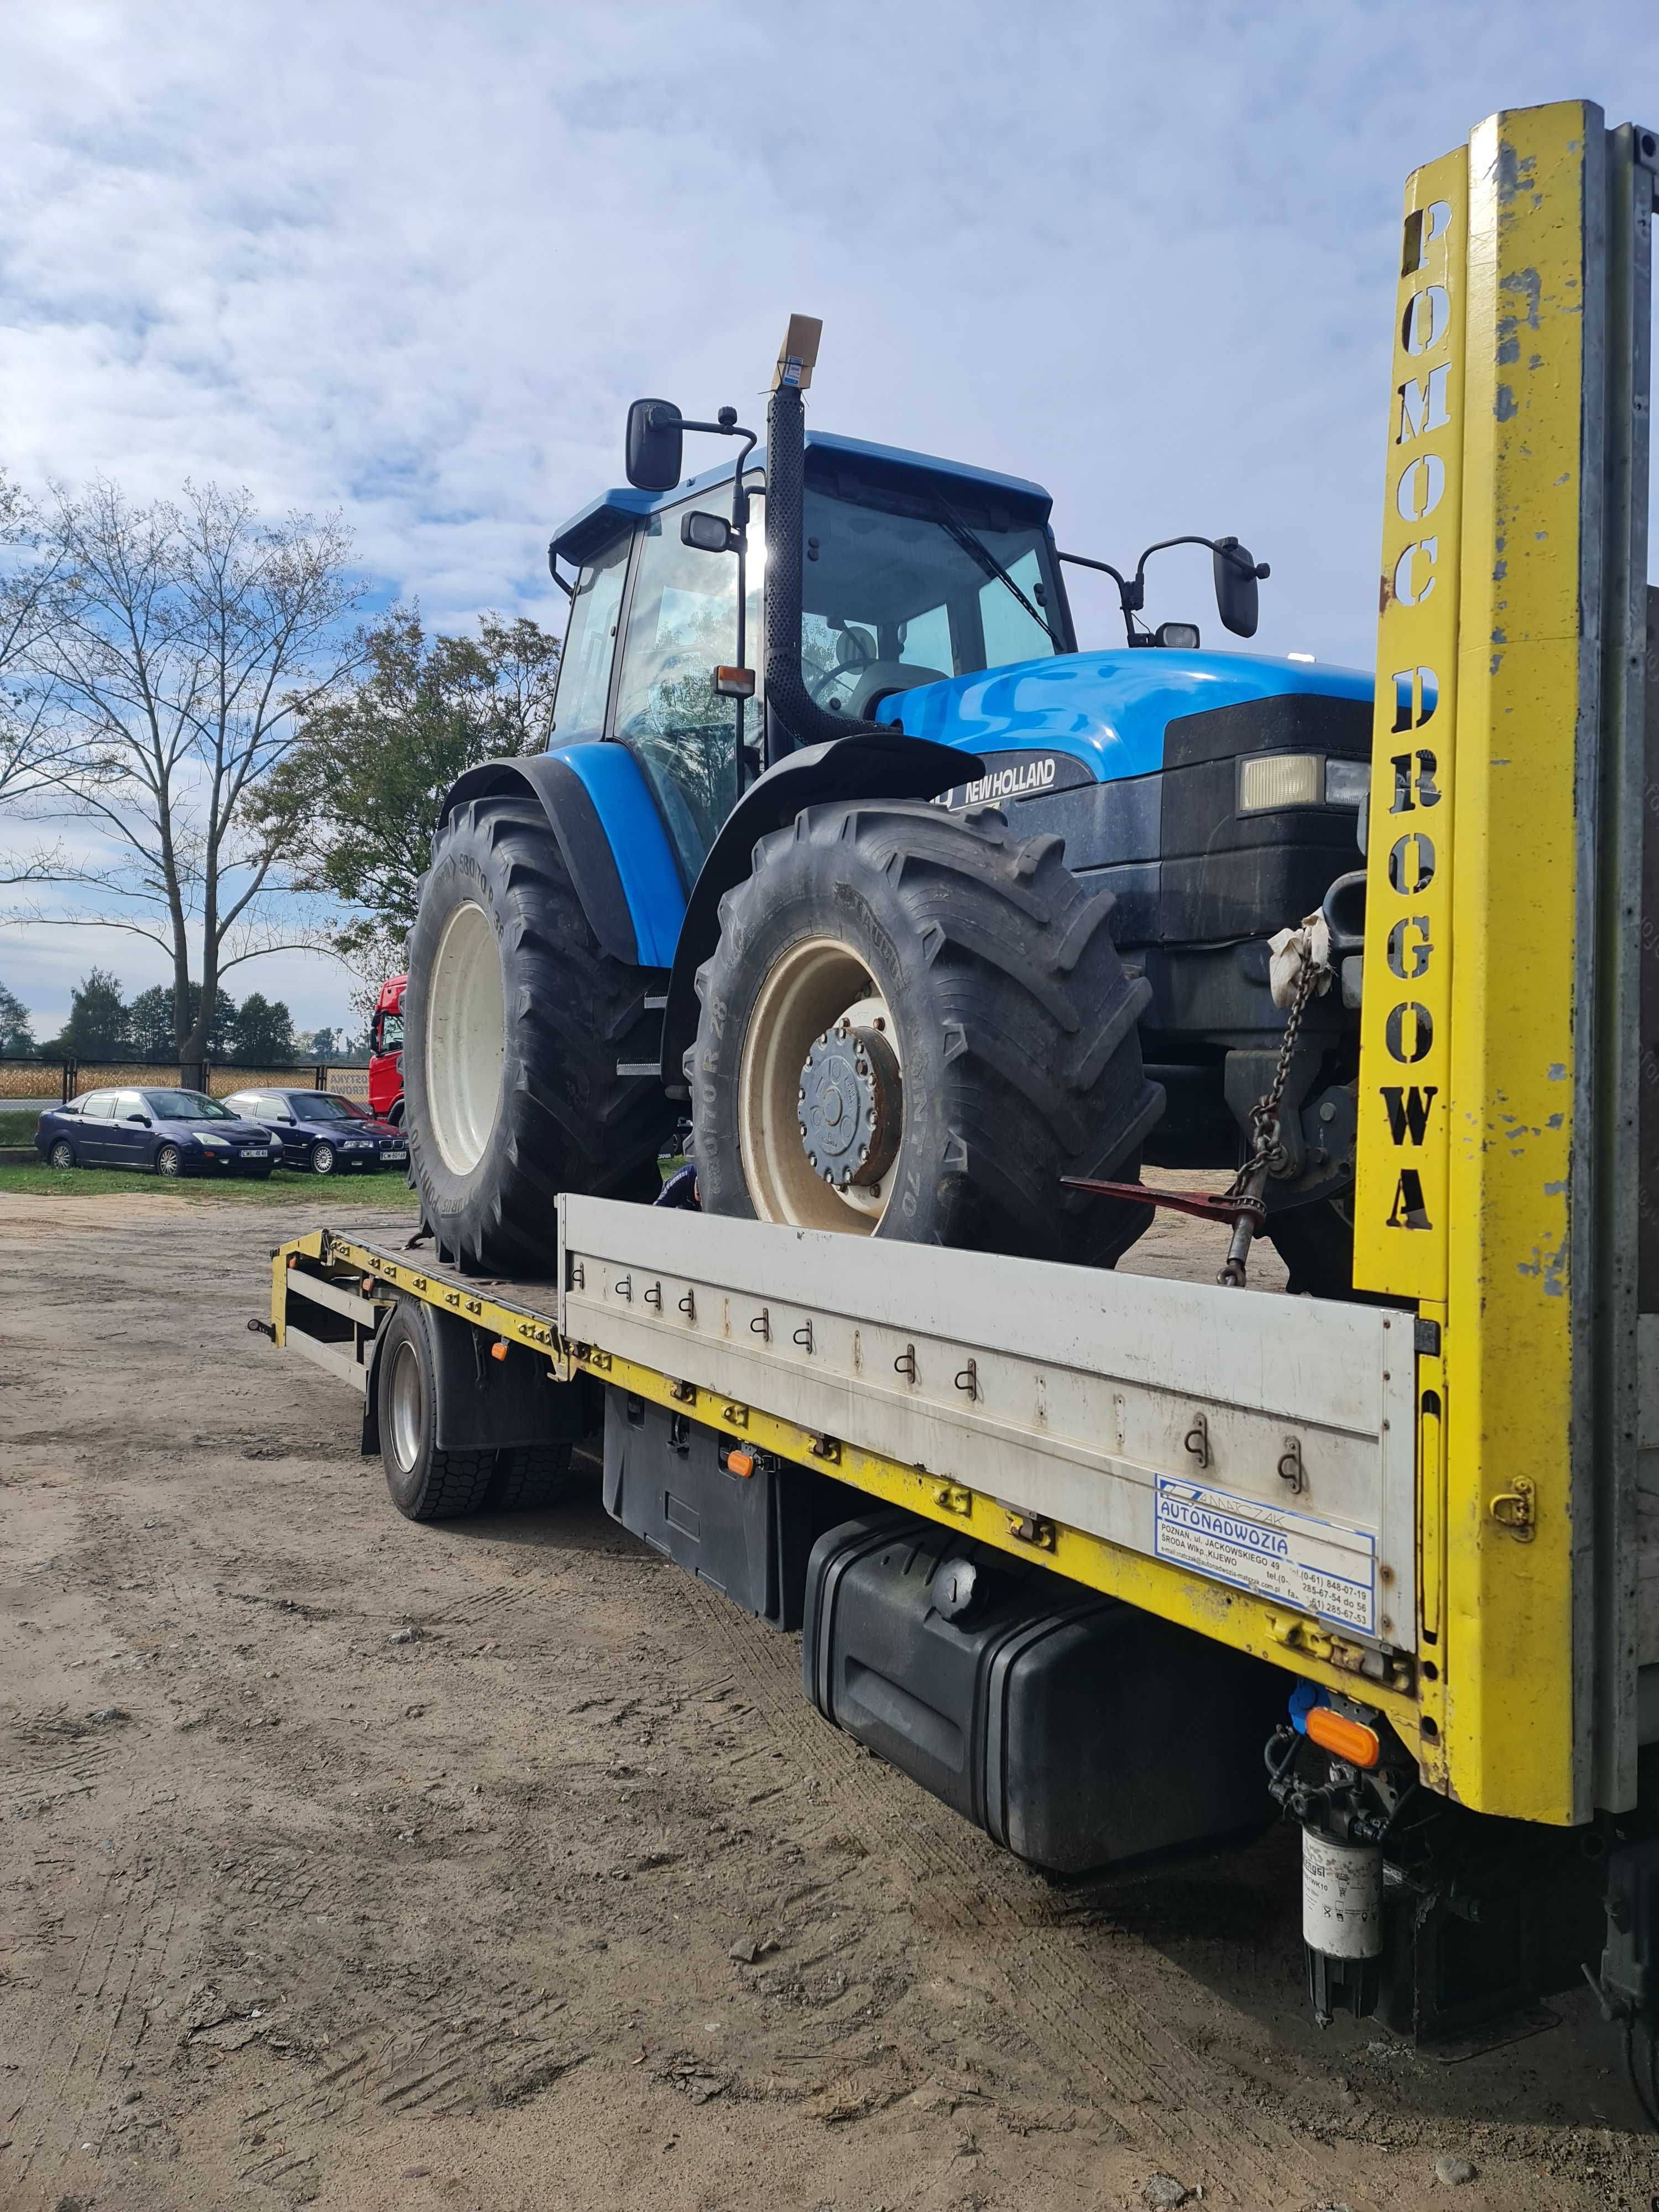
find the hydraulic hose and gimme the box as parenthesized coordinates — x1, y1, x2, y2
(763, 380, 886, 760)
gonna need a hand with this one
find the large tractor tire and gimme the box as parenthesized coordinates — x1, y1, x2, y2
(689, 800, 1164, 1266)
(405, 793, 672, 1275)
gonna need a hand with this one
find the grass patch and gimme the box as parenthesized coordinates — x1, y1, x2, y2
(0, 1159, 421, 1206)
(0, 1105, 51, 1145)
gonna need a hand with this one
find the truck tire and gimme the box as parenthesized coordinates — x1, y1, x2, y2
(491, 1442, 575, 1511)
(690, 799, 1164, 1266)
(377, 1303, 496, 1520)
(405, 793, 672, 1274)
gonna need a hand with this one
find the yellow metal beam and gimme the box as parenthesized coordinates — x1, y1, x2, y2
(1444, 103, 1597, 1821)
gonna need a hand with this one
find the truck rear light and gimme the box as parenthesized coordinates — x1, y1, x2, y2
(1304, 1704, 1380, 1768)
(1238, 753, 1324, 810)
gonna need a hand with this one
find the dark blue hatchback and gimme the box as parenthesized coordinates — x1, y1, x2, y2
(221, 1088, 408, 1176)
(37, 1087, 277, 1177)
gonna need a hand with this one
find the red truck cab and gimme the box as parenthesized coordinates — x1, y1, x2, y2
(368, 974, 406, 1124)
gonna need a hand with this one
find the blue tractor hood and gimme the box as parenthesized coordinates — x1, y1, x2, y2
(875, 647, 1374, 782)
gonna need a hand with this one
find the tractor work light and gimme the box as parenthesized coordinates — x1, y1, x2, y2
(1238, 752, 1324, 812)
(1304, 1704, 1381, 1768)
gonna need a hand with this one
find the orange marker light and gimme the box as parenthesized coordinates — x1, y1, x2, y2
(1305, 1705, 1381, 1768)
(490, 1340, 508, 1362)
(725, 1449, 756, 1478)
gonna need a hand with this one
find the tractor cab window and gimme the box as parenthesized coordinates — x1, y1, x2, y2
(552, 532, 631, 740)
(613, 490, 764, 888)
(800, 476, 1061, 724)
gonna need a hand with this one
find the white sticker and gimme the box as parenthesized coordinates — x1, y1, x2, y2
(1154, 1475, 1376, 1633)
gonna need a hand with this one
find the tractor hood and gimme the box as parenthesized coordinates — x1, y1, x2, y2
(874, 647, 1374, 784)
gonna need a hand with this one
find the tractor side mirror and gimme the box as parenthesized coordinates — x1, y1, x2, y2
(625, 398, 684, 491)
(1213, 538, 1270, 639)
(681, 509, 736, 554)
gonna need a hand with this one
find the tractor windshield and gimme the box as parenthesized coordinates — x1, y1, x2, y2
(800, 478, 1062, 724)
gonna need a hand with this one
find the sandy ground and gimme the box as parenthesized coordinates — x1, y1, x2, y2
(3, 1187, 1658, 2212)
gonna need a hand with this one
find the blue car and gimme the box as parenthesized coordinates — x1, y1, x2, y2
(221, 1087, 408, 1176)
(37, 1087, 276, 1177)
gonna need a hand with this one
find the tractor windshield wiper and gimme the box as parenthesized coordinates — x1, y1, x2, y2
(933, 499, 1056, 643)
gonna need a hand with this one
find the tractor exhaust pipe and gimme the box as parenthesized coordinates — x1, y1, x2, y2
(765, 320, 885, 762)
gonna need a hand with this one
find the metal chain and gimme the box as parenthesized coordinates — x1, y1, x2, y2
(1215, 935, 1328, 1286)
(1225, 950, 1323, 1199)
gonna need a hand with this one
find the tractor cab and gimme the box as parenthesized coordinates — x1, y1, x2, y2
(547, 435, 1071, 889)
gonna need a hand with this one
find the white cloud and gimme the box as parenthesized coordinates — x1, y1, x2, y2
(1, 0, 1655, 1029)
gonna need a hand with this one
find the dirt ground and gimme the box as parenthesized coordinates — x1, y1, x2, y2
(4, 1188, 1659, 2212)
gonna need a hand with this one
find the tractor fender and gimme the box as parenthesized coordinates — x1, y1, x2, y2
(660, 730, 980, 1093)
(437, 748, 685, 969)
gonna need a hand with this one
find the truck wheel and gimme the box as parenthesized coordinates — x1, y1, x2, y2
(491, 1442, 574, 1511)
(377, 1303, 496, 1520)
(405, 794, 671, 1274)
(690, 800, 1164, 1265)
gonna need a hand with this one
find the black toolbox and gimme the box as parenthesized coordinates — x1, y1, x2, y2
(602, 1389, 847, 1630)
(802, 1513, 1286, 1873)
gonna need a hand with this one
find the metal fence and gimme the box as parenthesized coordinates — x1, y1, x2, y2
(0, 1057, 372, 1105)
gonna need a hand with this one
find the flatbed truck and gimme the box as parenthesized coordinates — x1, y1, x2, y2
(260, 101, 1659, 2055)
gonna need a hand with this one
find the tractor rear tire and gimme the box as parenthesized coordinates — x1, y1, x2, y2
(690, 799, 1164, 1267)
(405, 794, 672, 1275)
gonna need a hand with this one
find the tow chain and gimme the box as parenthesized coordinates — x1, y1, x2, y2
(1215, 915, 1332, 1287)
(1058, 911, 1333, 1287)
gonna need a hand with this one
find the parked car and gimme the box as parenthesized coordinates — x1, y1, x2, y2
(37, 1088, 276, 1177)
(220, 1087, 408, 1176)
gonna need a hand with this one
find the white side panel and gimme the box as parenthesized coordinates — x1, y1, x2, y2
(559, 1198, 1417, 1652)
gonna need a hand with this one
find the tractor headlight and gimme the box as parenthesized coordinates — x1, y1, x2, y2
(1324, 758, 1371, 810)
(1238, 753, 1324, 812)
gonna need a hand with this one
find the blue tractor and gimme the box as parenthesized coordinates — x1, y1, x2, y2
(406, 321, 1371, 1293)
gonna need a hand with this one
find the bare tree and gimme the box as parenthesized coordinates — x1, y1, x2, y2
(9, 479, 362, 1063)
(0, 469, 66, 815)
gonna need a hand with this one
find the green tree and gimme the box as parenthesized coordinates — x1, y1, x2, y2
(45, 967, 128, 1057)
(306, 1025, 341, 1059)
(249, 609, 559, 978)
(128, 982, 236, 1060)
(0, 978, 35, 1054)
(230, 991, 297, 1064)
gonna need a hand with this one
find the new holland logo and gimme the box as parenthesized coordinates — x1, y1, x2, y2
(943, 756, 1060, 808)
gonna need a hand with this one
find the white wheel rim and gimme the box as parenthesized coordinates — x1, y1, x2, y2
(737, 937, 899, 1234)
(387, 1337, 425, 1472)
(314, 1145, 333, 1175)
(425, 899, 505, 1176)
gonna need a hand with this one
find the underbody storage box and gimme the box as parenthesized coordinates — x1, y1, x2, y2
(802, 1514, 1286, 1874)
(602, 1389, 846, 1629)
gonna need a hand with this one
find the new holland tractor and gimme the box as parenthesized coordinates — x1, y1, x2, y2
(405, 320, 1372, 1293)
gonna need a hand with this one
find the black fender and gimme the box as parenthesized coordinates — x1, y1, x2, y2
(660, 730, 982, 1092)
(438, 755, 643, 967)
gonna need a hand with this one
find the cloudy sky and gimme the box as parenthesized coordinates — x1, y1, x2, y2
(1, 0, 1655, 1037)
